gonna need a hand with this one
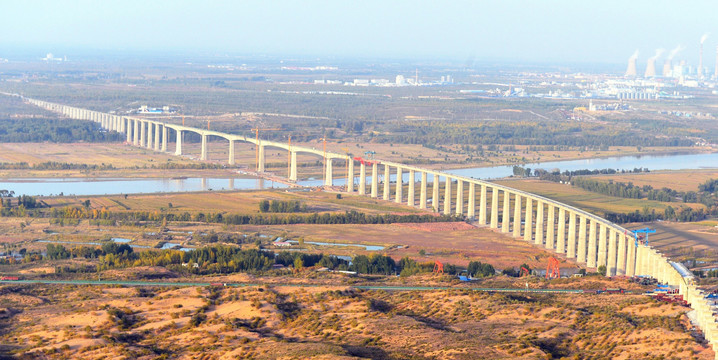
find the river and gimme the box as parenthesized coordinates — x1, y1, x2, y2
(1, 152, 716, 196)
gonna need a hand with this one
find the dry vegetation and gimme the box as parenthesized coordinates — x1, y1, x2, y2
(585, 170, 718, 193)
(495, 178, 706, 215)
(1, 281, 713, 360)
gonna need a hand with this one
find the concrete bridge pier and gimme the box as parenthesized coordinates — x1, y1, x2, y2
(147, 123, 154, 149)
(523, 197, 533, 242)
(443, 177, 452, 215)
(346, 159, 354, 192)
(598, 224, 608, 269)
(616, 233, 629, 275)
(557, 208, 566, 254)
(140, 121, 147, 148)
(512, 194, 522, 238)
(479, 185, 487, 225)
(407, 170, 415, 206)
(154, 124, 161, 151)
(454, 178, 462, 214)
(534, 201, 544, 246)
(501, 190, 511, 233)
(120, 116, 126, 133)
(289, 152, 297, 181)
(545, 205, 555, 249)
(175, 130, 183, 156)
(395, 167, 403, 204)
(587, 221, 598, 268)
(567, 211, 577, 258)
(382, 164, 390, 200)
(607, 229, 618, 276)
(370, 163, 378, 198)
(577, 216, 587, 263)
(228, 141, 235, 165)
(257, 145, 265, 172)
(467, 182, 476, 218)
(490, 187, 499, 228)
(420, 172, 428, 209)
(162, 126, 168, 152)
(432, 173, 440, 212)
(125, 119, 132, 143)
(200, 135, 208, 160)
(133, 119, 139, 146)
(359, 162, 366, 195)
(325, 159, 334, 186)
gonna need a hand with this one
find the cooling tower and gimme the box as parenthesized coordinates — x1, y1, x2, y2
(625, 50, 638, 77)
(645, 58, 657, 77)
(645, 49, 664, 78)
(663, 59, 672, 77)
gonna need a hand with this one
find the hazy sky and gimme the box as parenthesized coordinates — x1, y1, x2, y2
(2, 0, 718, 65)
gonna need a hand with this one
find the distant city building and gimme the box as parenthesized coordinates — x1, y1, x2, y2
(138, 105, 175, 114)
(395, 75, 406, 86)
(42, 53, 64, 62)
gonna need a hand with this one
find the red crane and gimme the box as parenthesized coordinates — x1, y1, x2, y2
(433, 261, 444, 274)
(520, 267, 531, 277)
(353, 156, 378, 166)
(546, 257, 560, 279)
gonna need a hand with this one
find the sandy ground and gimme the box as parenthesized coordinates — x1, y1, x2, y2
(4, 280, 711, 359)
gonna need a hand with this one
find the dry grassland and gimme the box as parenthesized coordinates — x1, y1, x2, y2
(587, 170, 718, 193)
(495, 179, 705, 215)
(1, 280, 713, 359)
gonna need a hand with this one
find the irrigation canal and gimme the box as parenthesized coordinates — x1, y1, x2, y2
(1, 279, 587, 294)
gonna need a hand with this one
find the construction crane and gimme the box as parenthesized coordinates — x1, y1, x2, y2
(546, 257, 560, 279)
(287, 135, 292, 179)
(629, 228, 657, 247)
(319, 136, 328, 179)
(251, 128, 281, 172)
(341, 147, 350, 182)
(520, 267, 531, 277)
(433, 261, 444, 274)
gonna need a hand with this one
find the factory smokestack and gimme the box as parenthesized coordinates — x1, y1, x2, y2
(663, 45, 683, 77)
(645, 49, 664, 78)
(699, 33, 709, 78)
(625, 50, 638, 77)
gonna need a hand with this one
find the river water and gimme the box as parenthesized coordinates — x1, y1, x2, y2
(0, 177, 287, 196)
(1, 152, 716, 196)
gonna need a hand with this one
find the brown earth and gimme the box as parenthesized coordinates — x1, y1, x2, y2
(1, 279, 713, 360)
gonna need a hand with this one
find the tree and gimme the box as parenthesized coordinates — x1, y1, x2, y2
(258, 200, 270, 212)
(597, 265, 606, 276)
(293, 257, 304, 271)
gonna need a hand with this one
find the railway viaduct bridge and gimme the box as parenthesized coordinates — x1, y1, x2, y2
(23, 96, 718, 353)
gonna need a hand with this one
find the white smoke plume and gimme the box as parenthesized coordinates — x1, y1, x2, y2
(628, 50, 639, 61)
(668, 45, 683, 60)
(701, 33, 710, 44)
(650, 48, 665, 60)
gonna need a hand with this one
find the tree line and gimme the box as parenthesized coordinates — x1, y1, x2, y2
(0, 198, 463, 226)
(0, 118, 123, 142)
(259, 200, 308, 213)
(374, 121, 694, 147)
